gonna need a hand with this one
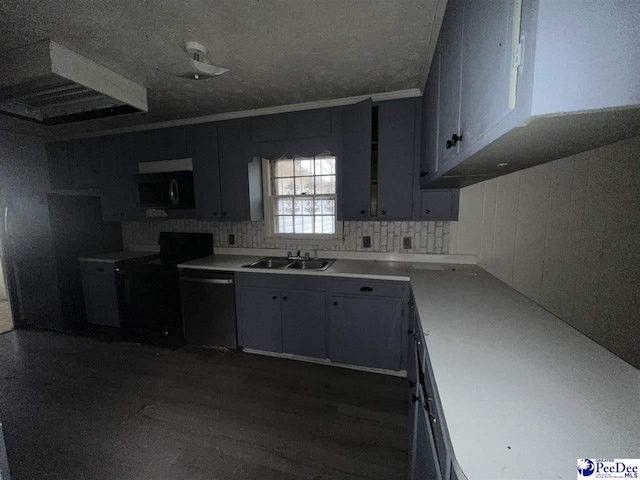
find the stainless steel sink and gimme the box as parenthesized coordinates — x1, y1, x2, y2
(243, 257, 294, 269)
(287, 259, 334, 271)
(242, 257, 335, 271)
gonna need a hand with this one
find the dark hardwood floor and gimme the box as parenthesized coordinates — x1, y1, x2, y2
(0, 330, 407, 480)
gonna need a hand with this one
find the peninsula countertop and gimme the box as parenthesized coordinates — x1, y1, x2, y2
(179, 254, 640, 480)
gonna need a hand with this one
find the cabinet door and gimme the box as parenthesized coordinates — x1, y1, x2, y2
(136, 127, 188, 162)
(281, 290, 326, 358)
(420, 190, 454, 219)
(218, 120, 249, 220)
(250, 114, 288, 142)
(328, 296, 402, 370)
(238, 287, 282, 352)
(188, 123, 222, 220)
(47, 142, 71, 189)
(94, 137, 123, 221)
(413, 394, 442, 480)
(459, 0, 519, 150)
(378, 99, 415, 219)
(421, 52, 440, 183)
(81, 262, 119, 327)
(118, 134, 148, 220)
(289, 109, 332, 139)
(340, 99, 372, 220)
(437, 0, 464, 169)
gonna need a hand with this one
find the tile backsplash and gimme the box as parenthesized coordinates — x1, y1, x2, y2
(122, 220, 450, 254)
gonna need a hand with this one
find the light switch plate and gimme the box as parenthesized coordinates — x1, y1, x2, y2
(403, 237, 412, 249)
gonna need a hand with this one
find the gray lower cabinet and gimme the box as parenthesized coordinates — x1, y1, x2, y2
(420, 190, 459, 220)
(80, 261, 119, 327)
(238, 287, 282, 352)
(281, 290, 326, 358)
(328, 296, 403, 370)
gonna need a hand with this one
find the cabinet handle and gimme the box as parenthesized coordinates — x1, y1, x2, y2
(451, 133, 463, 144)
(408, 381, 416, 388)
(420, 171, 428, 177)
(359, 286, 373, 292)
(222, 212, 227, 216)
(381, 210, 386, 215)
(333, 301, 338, 306)
(272, 296, 277, 300)
(407, 329, 415, 336)
(360, 210, 366, 215)
(411, 394, 420, 403)
(446, 139, 454, 149)
(213, 212, 218, 216)
(283, 296, 288, 301)
(424, 209, 430, 214)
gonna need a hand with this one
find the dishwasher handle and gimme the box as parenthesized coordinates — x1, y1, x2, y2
(181, 277, 233, 285)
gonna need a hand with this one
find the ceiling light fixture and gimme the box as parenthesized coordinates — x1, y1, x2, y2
(165, 41, 229, 80)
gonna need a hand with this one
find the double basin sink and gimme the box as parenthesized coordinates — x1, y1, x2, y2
(243, 257, 335, 271)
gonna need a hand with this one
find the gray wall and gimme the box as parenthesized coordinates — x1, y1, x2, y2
(450, 135, 640, 369)
(0, 132, 49, 197)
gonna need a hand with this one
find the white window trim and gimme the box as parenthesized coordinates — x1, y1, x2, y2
(262, 157, 344, 245)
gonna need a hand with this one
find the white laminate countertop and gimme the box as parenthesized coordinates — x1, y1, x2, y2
(78, 250, 158, 263)
(179, 254, 640, 480)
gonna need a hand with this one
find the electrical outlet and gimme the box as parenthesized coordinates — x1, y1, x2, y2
(362, 236, 371, 248)
(228, 234, 235, 245)
(403, 237, 412, 249)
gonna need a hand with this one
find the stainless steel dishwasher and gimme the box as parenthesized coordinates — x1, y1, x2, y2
(179, 270, 237, 348)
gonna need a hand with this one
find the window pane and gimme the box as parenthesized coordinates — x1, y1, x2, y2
(317, 198, 335, 215)
(315, 175, 336, 194)
(315, 157, 335, 176)
(294, 158, 314, 177)
(275, 177, 294, 195)
(274, 198, 293, 215)
(296, 216, 314, 233)
(314, 216, 335, 234)
(294, 198, 313, 215)
(295, 176, 314, 195)
(273, 160, 293, 178)
(276, 216, 294, 233)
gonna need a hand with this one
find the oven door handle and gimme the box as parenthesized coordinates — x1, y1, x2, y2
(168, 179, 180, 206)
(181, 277, 233, 285)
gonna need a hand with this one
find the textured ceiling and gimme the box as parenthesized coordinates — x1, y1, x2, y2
(0, 0, 442, 138)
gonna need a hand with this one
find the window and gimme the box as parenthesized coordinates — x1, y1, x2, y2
(263, 155, 341, 240)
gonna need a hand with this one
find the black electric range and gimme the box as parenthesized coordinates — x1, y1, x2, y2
(115, 232, 213, 348)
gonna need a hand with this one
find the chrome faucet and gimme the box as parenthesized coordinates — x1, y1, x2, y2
(287, 250, 310, 260)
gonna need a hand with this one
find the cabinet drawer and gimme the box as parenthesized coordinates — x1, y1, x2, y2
(238, 273, 326, 292)
(331, 278, 405, 299)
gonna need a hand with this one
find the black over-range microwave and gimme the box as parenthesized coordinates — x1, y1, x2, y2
(134, 171, 195, 209)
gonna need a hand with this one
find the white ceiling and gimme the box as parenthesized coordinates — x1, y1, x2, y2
(0, 0, 444, 138)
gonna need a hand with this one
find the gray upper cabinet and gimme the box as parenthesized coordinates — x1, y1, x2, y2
(218, 120, 263, 221)
(423, 0, 640, 188)
(136, 127, 187, 162)
(328, 295, 403, 370)
(188, 123, 222, 220)
(340, 99, 372, 220)
(420, 190, 459, 220)
(378, 98, 416, 219)
(289, 109, 332, 139)
(421, 52, 440, 183)
(436, 0, 464, 171)
(459, 0, 519, 154)
(250, 114, 288, 142)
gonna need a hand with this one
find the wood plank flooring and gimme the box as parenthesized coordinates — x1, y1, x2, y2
(0, 330, 407, 480)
